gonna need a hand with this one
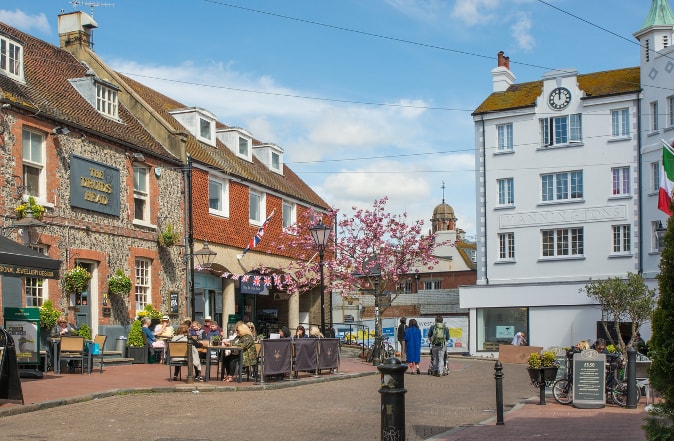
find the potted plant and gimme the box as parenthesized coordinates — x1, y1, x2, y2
(39, 299, 61, 332)
(210, 335, 221, 346)
(107, 269, 132, 295)
(137, 304, 163, 328)
(15, 196, 45, 220)
(526, 350, 561, 384)
(64, 265, 92, 294)
(126, 319, 148, 364)
(158, 223, 180, 247)
(77, 323, 92, 340)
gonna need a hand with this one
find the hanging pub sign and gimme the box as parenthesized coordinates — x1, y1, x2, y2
(69, 154, 120, 216)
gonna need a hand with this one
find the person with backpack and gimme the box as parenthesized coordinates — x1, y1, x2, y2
(429, 315, 450, 377)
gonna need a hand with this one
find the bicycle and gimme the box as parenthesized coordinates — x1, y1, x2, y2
(366, 336, 395, 363)
(552, 350, 640, 407)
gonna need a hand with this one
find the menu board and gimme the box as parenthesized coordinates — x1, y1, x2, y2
(573, 350, 606, 409)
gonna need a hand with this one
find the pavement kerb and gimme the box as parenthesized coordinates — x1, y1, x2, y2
(0, 370, 377, 418)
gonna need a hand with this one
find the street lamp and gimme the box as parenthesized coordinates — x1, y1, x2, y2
(656, 220, 667, 251)
(3, 205, 46, 246)
(186, 240, 217, 384)
(310, 220, 331, 336)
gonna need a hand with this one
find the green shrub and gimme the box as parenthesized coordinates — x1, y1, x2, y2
(77, 323, 92, 340)
(127, 319, 145, 347)
(39, 299, 60, 330)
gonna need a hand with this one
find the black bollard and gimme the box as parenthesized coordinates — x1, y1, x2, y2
(494, 361, 504, 425)
(626, 347, 637, 409)
(378, 357, 408, 441)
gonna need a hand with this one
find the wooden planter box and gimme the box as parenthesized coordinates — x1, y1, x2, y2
(127, 346, 148, 364)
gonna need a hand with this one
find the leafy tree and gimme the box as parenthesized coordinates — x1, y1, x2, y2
(651, 213, 674, 418)
(581, 272, 656, 355)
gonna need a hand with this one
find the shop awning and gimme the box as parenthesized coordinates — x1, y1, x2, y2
(0, 236, 61, 279)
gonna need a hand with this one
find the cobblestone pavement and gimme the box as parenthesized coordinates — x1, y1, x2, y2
(0, 358, 534, 441)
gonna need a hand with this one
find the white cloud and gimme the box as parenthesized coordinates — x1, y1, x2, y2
(451, 0, 501, 26)
(511, 12, 535, 51)
(383, 0, 453, 23)
(0, 9, 50, 34)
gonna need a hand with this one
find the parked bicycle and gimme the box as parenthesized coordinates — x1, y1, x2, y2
(365, 336, 395, 363)
(552, 349, 639, 407)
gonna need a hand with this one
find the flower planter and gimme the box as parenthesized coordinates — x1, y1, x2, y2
(527, 366, 559, 384)
(127, 346, 148, 364)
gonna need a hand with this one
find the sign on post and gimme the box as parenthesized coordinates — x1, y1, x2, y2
(573, 350, 606, 408)
(3, 307, 40, 365)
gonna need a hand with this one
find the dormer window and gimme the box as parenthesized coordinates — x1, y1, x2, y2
(272, 152, 280, 170)
(252, 143, 284, 174)
(96, 82, 118, 118)
(216, 127, 253, 161)
(239, 137, 249, 156)
(169, 108, 217, 147)
(0, 34, 24, 82)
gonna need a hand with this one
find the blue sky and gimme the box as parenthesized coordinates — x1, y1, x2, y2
(1, 0, 654, 239)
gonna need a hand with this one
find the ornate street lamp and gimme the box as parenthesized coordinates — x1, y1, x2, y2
(193, 240, 217, 269)
(656, 220, 668, 251)
(3, 205, 46, 246)
(310, 220, 331, 336)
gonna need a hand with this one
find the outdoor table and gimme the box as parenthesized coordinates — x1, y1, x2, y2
(50, 338, 94, 374)
(203, 345, 243, 383)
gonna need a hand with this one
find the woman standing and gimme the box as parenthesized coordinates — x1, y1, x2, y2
(404, 319, 422, 374)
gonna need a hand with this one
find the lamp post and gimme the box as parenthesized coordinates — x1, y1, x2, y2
(3, 205, 46, 246)
(656, 220, 668, 251)
(186, 240, 217, 383)
(310, 220, 331, 336)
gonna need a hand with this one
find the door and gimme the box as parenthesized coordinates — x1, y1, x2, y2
(72, 261, 96, 334)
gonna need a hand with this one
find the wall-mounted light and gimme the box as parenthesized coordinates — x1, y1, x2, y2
(52, 126, 70, 135)
(127, 152, 145, 163)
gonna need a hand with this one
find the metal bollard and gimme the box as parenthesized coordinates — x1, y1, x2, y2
(626, 347, 637, 409)
(378, 357, 408, 441)
(494, 361, 504, 425)
(537, 368, 547, 405)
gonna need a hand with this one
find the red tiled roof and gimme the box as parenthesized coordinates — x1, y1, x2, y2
(473, 67, 641, 115)
(0, 22, 174, 161)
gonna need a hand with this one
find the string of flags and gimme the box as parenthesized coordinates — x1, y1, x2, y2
(209, 271, 294, 289)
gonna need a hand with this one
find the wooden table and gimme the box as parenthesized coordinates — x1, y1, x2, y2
(203, 345, 243, 383)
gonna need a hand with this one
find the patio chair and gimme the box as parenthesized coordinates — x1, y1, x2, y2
(59, 336, 87, 374)
(167, 341, 189, 381)
(91, 335, 107, 373)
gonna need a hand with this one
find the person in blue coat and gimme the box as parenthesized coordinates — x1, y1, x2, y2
(404, 319, 422, 374)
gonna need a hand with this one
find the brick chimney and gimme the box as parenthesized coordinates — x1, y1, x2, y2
(492, 51, 515, 92)
(58, 11, 98, 50)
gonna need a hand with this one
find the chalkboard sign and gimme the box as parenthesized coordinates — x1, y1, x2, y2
(573, 350, 606, 409)
(169, 291, 179, 314)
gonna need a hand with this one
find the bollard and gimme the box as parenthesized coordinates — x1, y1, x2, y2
(537, 368, 546, 405)
(626, 347, 637, 409)
(494, 361, 504, 425)
(378, 357, 408, 441)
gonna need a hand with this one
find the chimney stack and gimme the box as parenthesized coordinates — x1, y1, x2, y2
(492, 51, 515, 92)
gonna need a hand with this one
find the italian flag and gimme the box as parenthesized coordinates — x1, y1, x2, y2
(659, 140, 674, 216)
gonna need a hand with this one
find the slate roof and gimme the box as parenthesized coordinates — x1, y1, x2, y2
(0, 23, 174, 161)
(473, 67, 641, 115)
(118, 74, 330, 209)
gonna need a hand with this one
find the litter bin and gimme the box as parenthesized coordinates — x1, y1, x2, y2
(116, 336, 127, 357)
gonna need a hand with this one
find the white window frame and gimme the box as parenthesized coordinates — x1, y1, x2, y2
(423, 280, 441, 290)
(668, 96, 674, 128)
(25, 245, 47, 307)
(199, 117, 213, 141)
(96, 82, 119, 118)
(541, 170, 583, 202)
(238, 136, 250, 157)
(135, 258, 151, 312)
(612, 224, 631, 255)
(0, 35, 24, 81)
(133, 165, 149, 222)
(611, 166, 631, 197)
(22, 127, 46, 201)
(497, 123, 513, 152)
(651, 101, 659, 132)
(496, 178, 514, 207)
(497, 232, 515, 261)
(271, 151, 281, 171)
(282, 200, 296, 230)
(651, 161, 660, 193)
(653, 221, 664, 252)
(611, 108, 630, 138)
(540, 114, 582, 147)
(541, 227, 584, 258)
(208, 177, 229, 217)
(249, 189, 266, 225)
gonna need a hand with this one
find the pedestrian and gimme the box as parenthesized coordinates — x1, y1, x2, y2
(397, 317, 407, 362)
(511, 331, 527, 346)
(428, 315, 449, 376)
(404, 319, 422, 374)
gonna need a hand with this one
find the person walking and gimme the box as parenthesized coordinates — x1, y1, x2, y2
(511, 331, 527, 346)
(404, 319, 422, 374)
(428, 315, 450, 376)
(397, 318, 407, 362)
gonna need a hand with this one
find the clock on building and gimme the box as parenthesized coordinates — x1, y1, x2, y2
(548, 87, 571, 110)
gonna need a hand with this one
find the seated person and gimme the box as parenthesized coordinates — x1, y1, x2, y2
(205, 321, 223, 341)
(247, 322, 261, 342)
(51, 315, 77, 337)
(142, 317, 165, 361)
(154, 315, 174, 339)
(201, 316, 221, 335)
(279, 326, 291, 338)
(190, 321, 206, 340)
(593, 338, 609, 354)
(221, 321, 257, 382)
(170, 324, 203, 381)
(309, 325, 324, 338)
(295, 325, 307, 339)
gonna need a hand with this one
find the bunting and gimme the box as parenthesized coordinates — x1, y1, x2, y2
(239, 210, 275, 259)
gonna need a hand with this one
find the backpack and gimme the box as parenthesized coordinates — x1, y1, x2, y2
(432, 323, 446, 345)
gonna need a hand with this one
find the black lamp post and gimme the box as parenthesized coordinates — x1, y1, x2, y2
(186, 240, 217, 383)
(656, 220, 668, 251)
(3, 205, 46, 246)
(310, 220, 331, 336)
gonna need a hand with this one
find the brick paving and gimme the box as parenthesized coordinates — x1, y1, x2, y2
(0, 353, 650, 441)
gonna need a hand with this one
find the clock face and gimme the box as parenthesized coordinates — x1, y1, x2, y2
(548, 87, 571, 110)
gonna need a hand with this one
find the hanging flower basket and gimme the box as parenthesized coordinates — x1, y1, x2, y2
(64, 265, 92, 294)
(15, 196, 45, 220)
(158, 223, 180, 247)
(107, 269, 132, 295)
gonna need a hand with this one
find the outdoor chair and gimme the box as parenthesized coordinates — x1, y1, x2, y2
(91, 334, 107, 373)
(59, 336, 87, 374)
(167, 341, 189, 381)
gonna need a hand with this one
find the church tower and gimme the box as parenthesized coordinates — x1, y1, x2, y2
(431, 181, 457, 233)
(633, 0, 674, 65)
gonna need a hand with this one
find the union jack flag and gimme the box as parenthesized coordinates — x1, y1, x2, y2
(253, 276, 261, 287)
(264, 276, 272, 287)
(241, 211, 275, 257)
(273, 274, 281, 287)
